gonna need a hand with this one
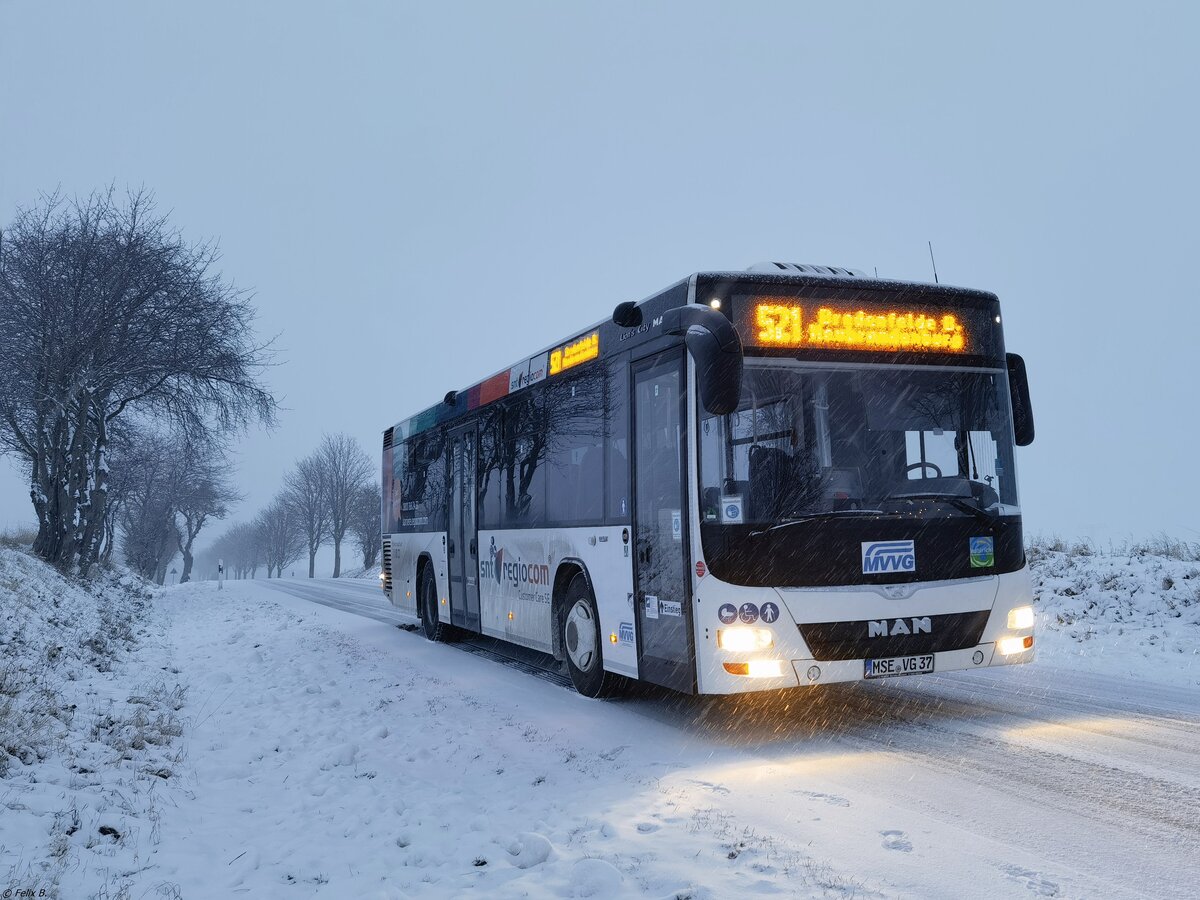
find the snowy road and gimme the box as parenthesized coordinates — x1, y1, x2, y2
(152, 578, 1200, 898)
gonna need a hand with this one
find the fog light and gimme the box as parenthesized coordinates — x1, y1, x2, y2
(1007, 606, 1035, 630)
(999, 635, 1034, 656)
(748, 659, 785, 678)
(717, 627, 773, 651)
(723, 660, 785, 678)
(972, 650, 985, 665)
(806, 665, 821, 682)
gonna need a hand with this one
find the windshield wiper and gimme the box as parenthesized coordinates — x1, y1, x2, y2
(750, 509, 885, 536)
(887, 493, 997, 524)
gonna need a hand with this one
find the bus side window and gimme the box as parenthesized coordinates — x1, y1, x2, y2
(504, 394, 546, 527)
(478, 407, 504, 530)
(545, 372, 604, 524)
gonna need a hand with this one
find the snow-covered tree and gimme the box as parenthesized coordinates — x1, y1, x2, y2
(0, 188, 275, 576)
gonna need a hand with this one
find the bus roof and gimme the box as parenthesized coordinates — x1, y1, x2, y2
(385, 268, 1001, 444)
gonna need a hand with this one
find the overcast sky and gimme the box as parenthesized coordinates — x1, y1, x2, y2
(2, 1, 1197, 555)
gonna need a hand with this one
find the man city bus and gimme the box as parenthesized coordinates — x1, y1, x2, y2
(380, 262, 1036, 697)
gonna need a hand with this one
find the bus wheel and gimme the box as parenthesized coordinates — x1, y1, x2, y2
(419, 564, 452, 643)
(561, 572, 619, 698)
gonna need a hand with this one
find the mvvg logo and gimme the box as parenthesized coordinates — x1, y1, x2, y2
(861, 540, 916, 574)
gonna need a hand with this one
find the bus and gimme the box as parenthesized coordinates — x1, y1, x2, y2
(380, 262, 1036, 697)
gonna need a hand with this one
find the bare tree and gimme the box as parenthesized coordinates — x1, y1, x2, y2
(349, 482, 382, 571)
(0, 188, 276, 576)
(198, 520, 261, 580)
(111, 425, 238, 584)
(174, 441, 241, 583)
(256, 497, 303, 579)
(319, 434, 372, 578)
(283, 452, 329, 578)
(119, 430, 182, 584)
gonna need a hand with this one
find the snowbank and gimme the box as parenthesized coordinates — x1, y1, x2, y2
(1030, 540, 1200, 685)
(0, 548, 185, 897)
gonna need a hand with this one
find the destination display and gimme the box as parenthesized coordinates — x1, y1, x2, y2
(733, 292, 1000, 358)
(753, 302, 966, 352)
(549, 331, 600, 375)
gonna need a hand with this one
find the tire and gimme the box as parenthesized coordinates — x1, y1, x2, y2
(419, 563, 453, 643)
(561, 571, 621, 698)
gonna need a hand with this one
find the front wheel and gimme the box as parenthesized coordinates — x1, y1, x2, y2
(419, 564, 453, 643)
(561, 572, 622, 698)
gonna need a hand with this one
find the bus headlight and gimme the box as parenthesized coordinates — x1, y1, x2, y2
(999, 635, 1034, 656)
(1007, 606, 1034, 630)
(717, 627, 773, 651)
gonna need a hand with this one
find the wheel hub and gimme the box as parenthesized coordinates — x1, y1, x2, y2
(565, 600, 597, 672)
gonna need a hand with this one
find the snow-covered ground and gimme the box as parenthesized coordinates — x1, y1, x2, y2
(2, 545, 1199, 898)
(1029, 540, 1200, 685)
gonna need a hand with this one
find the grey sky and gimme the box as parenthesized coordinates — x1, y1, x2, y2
(2, 1, 1197, 550)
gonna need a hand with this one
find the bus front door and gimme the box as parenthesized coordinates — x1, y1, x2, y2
(447, 424, 481, 632)
(631, 352, 695, 693)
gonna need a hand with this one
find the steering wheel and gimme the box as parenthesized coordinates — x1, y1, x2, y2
(905, 461, 943, 478)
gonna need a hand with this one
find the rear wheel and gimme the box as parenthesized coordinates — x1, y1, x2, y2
(419, 563, 453, 643)
(561, 572, 621, 698)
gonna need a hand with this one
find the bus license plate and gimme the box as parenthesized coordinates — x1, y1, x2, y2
(864, 654, 935, 679)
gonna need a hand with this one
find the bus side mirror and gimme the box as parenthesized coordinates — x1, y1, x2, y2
(612, 301, 642, 328)
(1006, 353, 1035, 446)
(662, 305, 743, 416)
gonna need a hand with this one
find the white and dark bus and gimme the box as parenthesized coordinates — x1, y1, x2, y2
(380, 263, 1037, 697)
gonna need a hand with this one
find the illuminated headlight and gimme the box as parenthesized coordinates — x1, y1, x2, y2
(717, 627, 773, 651)
(722, 659, 786, 678)
(1007, 606, 1034, 630)
(999, 635, 1034, 656)
(379, 571, 387, 581)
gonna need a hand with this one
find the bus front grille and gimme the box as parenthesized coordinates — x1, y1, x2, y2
(381, 539, 392, 594)
(798, 610, 991, 661)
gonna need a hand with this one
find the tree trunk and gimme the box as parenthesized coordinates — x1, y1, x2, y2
(332, 539, 341, 578)
(180, 547, 194, 583)
(79, 404, 110, 578)
(308, 548, 316, 578)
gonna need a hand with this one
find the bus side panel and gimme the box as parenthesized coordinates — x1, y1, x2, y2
(557, 526, 637, 679)
(388, 530, 448, 622)
(477, 526, 637, 676)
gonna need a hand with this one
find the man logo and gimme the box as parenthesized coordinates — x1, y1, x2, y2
(867, 617, 932, 638)
(861, 540, 916, 574)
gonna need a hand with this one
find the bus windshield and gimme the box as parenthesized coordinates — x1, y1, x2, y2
(698, 360, 1019, 530)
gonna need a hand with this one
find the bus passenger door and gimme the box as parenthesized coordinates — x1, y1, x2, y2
(447, 425, 481, 632)
(631, 352, 695, 693)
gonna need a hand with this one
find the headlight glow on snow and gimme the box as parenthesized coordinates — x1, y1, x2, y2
(999, 635, 1034, 656)
(1007, 606, 1035, 630)
(717, 627, 773, 651)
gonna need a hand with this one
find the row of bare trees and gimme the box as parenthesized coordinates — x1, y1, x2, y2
(111, 429, 240, 584)
(198, 434, 379, 580)
(0, 189, 275, 577)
